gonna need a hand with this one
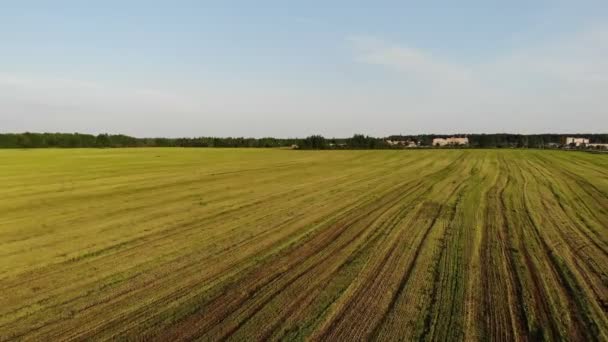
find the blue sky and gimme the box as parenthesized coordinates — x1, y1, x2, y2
(1, 1, 607, 137)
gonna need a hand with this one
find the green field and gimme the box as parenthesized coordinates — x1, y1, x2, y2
(1, 148, 607, 341)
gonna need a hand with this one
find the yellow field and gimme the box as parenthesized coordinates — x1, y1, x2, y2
(1, 148, 607, 340)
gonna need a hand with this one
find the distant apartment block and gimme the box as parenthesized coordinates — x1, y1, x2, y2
(565, 137, 590, 146)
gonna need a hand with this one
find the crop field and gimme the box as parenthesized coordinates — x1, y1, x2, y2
(1, 148, 607, 341)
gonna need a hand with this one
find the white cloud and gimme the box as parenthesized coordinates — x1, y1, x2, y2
(348, 26, 608, 133)
(0, 73, 375, 137)
(348, 35, 473, 83)
(0, 73, 212, 136)
(0, 73, 198, 113)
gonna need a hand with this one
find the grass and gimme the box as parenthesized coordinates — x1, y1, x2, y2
(0, 148, 607, 341)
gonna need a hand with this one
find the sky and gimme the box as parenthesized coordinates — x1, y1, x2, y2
(1, 1, 607, 137)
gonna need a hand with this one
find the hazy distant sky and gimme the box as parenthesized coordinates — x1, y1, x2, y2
(1, 1, 607, 137)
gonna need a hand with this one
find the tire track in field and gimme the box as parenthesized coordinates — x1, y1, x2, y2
(520, 174, 600, 340)
(527, 156, 608, 254)
(262, 162, 466, 341)
(122, 158, 436, 336)
(535, 154, 608, 217)
(220, 182, 429, 342)
(3, 150, 607, 341)
(66, 157, 444, 340)
(1, 159, 422, 338)
(524, 157, 608, 267)
(261, 196, 423, 341)
(256, 203, 417, 341)
(3, 163, 424, 340)
(417, 180, 473, 341)
(519, 159, 608, 339)
(312, 153, 469, 340)
(523, 157, 608, 302)
(1, 160, 393, 292)
(478, 155, 529, 340)
(156, 179, 429, 341)
(506, 158, 563, 340)
(159, 154, 465, 341)
(371, 179, 471, 340)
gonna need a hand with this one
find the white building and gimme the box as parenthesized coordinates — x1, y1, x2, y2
(386, 139, 417, 147)
(433, 137, 469, 146)
(587, 143, 608, 149)
(565, 137, 589, 146)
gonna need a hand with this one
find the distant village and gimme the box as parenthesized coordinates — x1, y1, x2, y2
(1, 132, 607, 150)
(385, 137, 469, 147)
(385, 136, 608, 150)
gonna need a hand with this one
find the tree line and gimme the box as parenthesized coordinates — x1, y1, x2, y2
(0, 133, 298, 148)
(299, 133, 608, 149)
(0, 132, 606, 149)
